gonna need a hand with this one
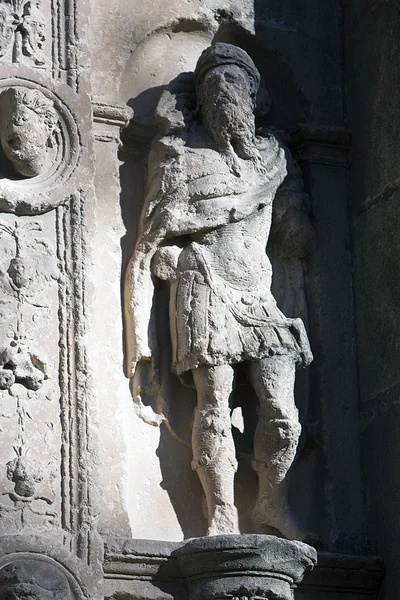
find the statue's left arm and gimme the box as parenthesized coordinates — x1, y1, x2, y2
(270, 144, 315, 258)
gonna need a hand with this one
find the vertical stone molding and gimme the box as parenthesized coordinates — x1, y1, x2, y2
(0, 0, 101, 596)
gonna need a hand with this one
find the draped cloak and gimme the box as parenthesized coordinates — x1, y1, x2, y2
(124, 127, 312, 425)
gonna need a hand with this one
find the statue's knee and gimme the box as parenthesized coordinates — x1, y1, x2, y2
(192, 405, 237, 472)
(257, 416, 301, 439)
(253, 417, 301, 463)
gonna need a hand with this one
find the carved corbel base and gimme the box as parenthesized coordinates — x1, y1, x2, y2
(176, 534, 317, 600)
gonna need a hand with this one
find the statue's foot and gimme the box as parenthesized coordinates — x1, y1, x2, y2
(207, 504, 240, 536)
(253, 497, 319, 546)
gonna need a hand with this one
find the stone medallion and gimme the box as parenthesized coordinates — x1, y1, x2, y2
(0, 69, 89, 214)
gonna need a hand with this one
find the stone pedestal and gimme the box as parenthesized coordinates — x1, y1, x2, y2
(176, 535, 317, 600)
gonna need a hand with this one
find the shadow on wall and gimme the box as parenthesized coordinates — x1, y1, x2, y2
(212, 18, 311, 130)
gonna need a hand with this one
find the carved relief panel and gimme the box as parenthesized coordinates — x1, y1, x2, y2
(0, 211, 60, 533)
(0, 0, 48, 69)
(0, 0, 99, 592)
(0, 551, 87, 599)
(0, 73, 93, 552)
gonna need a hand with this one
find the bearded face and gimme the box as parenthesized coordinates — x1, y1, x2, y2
(197, 65, 258, 160)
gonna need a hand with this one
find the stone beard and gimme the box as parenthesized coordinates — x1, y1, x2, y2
(198, 67, 258, 160)
(125, 43, 316, 542)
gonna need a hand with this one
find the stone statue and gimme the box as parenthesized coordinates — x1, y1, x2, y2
(0, 86, 58, 177)
(0, 3, 18, 58)
(0, 0, 47, 66)
(21, 0, 46, 66)
(0, 558, 70, 600)
(125, 43, 316, 541)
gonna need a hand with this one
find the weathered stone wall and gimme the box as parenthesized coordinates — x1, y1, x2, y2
(344, 1, 400, 597)
(0, 0, 103, 598)
(0, 0, 392, 597)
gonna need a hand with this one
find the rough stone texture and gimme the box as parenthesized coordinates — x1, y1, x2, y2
(0, 535, 101, 599)
(102, 537, 384, 600)
(0, 67, 91, 214)
(0, 210, 60, 533)
(0, 0, 102, 598)
(0, 86, 57, 177)
(88, 0, 367, 552)
(125, 43, 316, 542)
(176, 534, 317, 600)
(0, 0, 394, 597)
(0, 558, 75, 599)
(344, 3, 400, 596)
(0, 0, 47, 67)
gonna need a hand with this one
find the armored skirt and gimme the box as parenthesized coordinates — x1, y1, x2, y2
(169, 243, 312, 376)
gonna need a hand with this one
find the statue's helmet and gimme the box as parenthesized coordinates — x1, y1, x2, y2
(194, 42, 260, 96)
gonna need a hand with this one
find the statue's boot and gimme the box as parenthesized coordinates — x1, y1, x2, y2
(252, 417, 319, 545)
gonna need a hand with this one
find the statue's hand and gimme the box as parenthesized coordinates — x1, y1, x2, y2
(151, 245, 181, 281)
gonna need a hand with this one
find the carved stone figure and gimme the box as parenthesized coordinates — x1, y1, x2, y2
(0, 452, 57, 530)
(0, 3, 18, 58)
(0, 219, 55, 391)
(125, 43, 315, 541)
(0, 86, 58, 177)
(0, 0, 46, 65)
(0, 558, 70, 599)
(20, 1, 46, 66)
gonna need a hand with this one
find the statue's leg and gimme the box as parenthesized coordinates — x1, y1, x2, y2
(248, 355, 315, 543)
(191, 364, 239, 536)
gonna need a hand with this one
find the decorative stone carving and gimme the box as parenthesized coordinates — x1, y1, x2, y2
(0, 0, 101, 590)
(0, 86, 58, 177)
(0, 214, 59, 533)
(0, 0, 46, 66)
(0, 74, 86, 214)
(125, 43, 316, 541)
(19, 1, 46, 66)
(0, 446, 57, 530)
(0, 3, 17, 59)
(177, 535, 317, 600)
(0, 339, 47, 390)
(0, 557, 72, 599)
(0, 218, 57, 372)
